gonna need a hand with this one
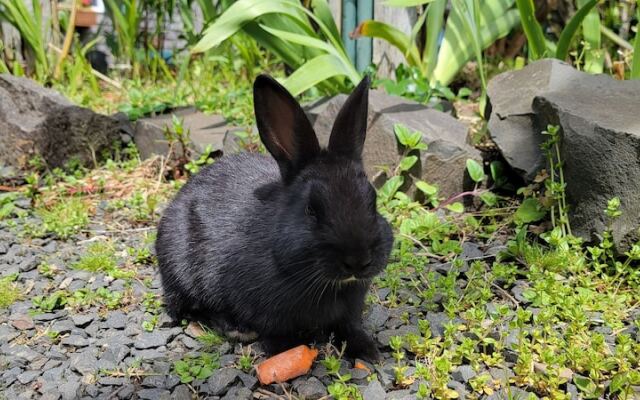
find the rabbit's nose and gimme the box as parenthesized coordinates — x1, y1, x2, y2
(343, 254, 372, 273)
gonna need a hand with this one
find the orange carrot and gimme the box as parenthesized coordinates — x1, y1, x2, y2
(354, 361, 371, 374)
(255, 345, 319, 385)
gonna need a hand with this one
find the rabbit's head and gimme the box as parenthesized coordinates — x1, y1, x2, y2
(253, 75, 393, 284)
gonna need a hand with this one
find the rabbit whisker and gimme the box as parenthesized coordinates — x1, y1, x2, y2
(316, 279, 332, 307)
(298, 270, 327, 303)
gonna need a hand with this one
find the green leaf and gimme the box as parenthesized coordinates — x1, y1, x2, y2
(394, 124, 412, 146)
(609, 373, 627, 394)
(414, 143, 428, 151)
(479, 191, 498, 207)
(577, 0, 603, 73)
(451, 0, 488, 94)
(445, 202, 464, 213)
(198, 367, 213, 379)
(514, 198, 547, 225)
(193, 0, 306, 53)
(394, 124, 423, 149)
(423, 0, 447, 78)
(281, 54, 357, 96)
(631, 5, 640, 79)
(555, 0, 598, 61)
(258, 23, 360, 88)
(384, 0, 436, 6)
(515, 0, 547, 59)
(432, 1, 520, 86)
(399, 156, 418, 171)
(574, 375, 595, 392)
(416, 181, 438, 196)
(0, 203, 15, 220)
(490, 160, 505, 184)
(259, 23, 336, 55)
(457, 87, 472, 98)
(379, 176, 405, 202)
(311, 0, 342, 46)
(466, 159, 485, 183)
(351, 20, 421, 66)
(0, 0, 48, 77)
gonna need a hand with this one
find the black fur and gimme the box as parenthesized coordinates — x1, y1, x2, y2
(156, 75, 394, 361)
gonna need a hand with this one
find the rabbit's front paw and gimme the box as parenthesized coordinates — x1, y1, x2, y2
(335, 325, 380, 362)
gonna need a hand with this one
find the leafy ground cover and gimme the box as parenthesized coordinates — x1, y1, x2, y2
(0, 124, 638, 399)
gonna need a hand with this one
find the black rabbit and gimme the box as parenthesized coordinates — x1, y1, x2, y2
(155, 75, 393, 361)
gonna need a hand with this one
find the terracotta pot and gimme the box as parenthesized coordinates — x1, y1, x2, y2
(75, 10, 97, 27)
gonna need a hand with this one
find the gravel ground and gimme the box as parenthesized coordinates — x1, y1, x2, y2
(1, 195, 638, 400)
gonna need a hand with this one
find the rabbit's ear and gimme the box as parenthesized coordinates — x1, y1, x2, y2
(328, 75, 370, 161)
(254, 75, 320, 180)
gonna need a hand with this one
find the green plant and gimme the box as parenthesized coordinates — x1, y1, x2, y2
(24, 172, 40, 206)
(70, 287, 125, 310)
(38, 262, 59, 279)
(322, 354, 362, 400)
(127, 246, 154, 264)
(540, 124, 571, 236)
(375, 64, 471, 106)
(0, 0, 49, 80)
(126, 190, 159, 223)
(352, 0, 520, 97)
(0, 192, 18, 220)
(632, 2, 640, 79)
(164, 114, 193, 176)
(197, 326, 225, 348)
(377, 123, 427, 204)
(173, 353, 220, 383)
(32, 290, 69, 313)
(46, 329, 61, 343)
(516, 0, 599, 63)
(192, 0, 360, 96)
(73, 241, 135, 280)
(177, 0, 220, 45)
(237, 347, 254, 372)
(141, 292, 162, 331)
(380, 123, 499, 212)
(105, 0, 142, 75)
(35, 197, 90, 239)
(0, 39, 9, 73)
(576, 0, 603, 73)
(185, 144, 216, 175)
(56, 38, 101, 101)
(0, 274, 21, 308)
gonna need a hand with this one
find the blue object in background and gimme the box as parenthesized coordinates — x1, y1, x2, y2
(342, 0, 374, 74)
(355, 0, 373, 73)
(342, 0, 357, 67)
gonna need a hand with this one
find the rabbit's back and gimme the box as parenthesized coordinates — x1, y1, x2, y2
(156, 153, 280, 316)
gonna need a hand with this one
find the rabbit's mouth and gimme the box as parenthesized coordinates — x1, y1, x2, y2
(341, 275, 358, 283)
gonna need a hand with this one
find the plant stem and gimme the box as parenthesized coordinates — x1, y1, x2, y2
(435, 188, 487, 210)
(555, 140, 571, 235)
(54, 0, 79, 80)
(50, 0, 61, 48)
(600, 25, 633, 50)
(547, 148, 557, 230)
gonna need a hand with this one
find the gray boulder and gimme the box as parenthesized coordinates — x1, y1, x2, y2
(134, 106, 235, 159)
(487, 59, 640, 250)
(313, 90, 480, 198)
(533, 88, 640, 251)
(0, 74, 127, 170)
(486, 59, 583, 181)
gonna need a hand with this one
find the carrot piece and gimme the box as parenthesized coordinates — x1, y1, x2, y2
(354, 361, 371, 374)
(255, 345, 319, 385)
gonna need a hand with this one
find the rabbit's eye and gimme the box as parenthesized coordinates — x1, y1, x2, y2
(305, 205, 317, 218)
